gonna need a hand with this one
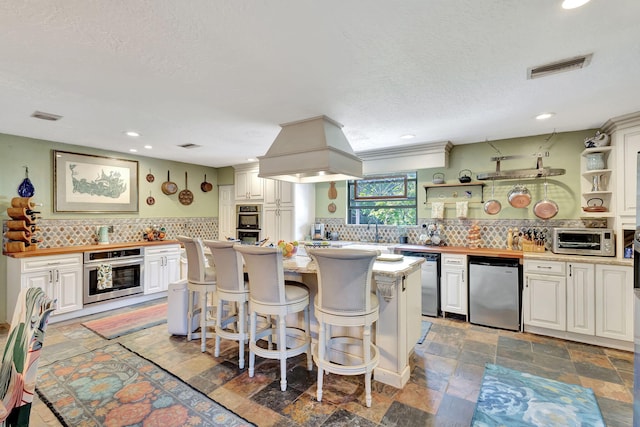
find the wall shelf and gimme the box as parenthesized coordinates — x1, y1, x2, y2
(424, 182, 485, 203)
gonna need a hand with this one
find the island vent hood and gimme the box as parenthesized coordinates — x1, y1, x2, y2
(258, 115, 363, 183)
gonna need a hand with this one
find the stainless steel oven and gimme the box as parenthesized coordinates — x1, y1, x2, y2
(237, 204, 261, 243)
(83, 247, 144, 304)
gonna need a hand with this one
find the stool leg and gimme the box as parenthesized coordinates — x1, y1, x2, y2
(200, 290, 207, 352)
(215, 297, 223, 357)
(304, 305, 312, 371)
(278, 314, 287, 391)
(238, 300, 246, 369)
(316, 319, 325, 402)
(364, 323, 372, 408)
(249, 309, 256, 377)
(187, 289, 195, 341)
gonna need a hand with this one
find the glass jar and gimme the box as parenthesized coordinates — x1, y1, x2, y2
(586, 152, 605, 170)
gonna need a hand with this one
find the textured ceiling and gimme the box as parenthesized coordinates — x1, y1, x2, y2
(1, 1, 639, 168)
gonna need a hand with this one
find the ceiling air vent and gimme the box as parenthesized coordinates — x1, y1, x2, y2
(527, 54, 593, 79)
(31, 111, 63, 121)
(178, 143, 202, 149)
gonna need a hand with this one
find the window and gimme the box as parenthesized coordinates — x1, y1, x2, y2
(347, 172, 417, 225)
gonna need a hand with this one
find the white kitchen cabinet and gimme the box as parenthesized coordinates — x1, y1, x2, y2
(523, 260, 566, 331)
(566, 262, 595, 335)
(234, 165, 263, 201)
(218, 184, 236, 240)
(595, 264, 633, 342)
(262, 181, 315, 242)
(373, 266, 422, 388)
(440, 254, 467, 317)
(7, 253, 83, 319)
(144, 244, 181, 294)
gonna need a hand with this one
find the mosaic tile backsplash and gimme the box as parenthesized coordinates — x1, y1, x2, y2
(3, 217, 217, 249)
(4, 215, 593, 251)
(318, 217, 589, 250)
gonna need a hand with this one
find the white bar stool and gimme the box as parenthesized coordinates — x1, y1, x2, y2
(234, 245, 312, 391)
(202, 240, 249, 369)
(307, 248, 380, 408)
(177, 235, 217, 352)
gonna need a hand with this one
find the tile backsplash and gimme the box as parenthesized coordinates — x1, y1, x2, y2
(319, 217, 587, 249)
(3, 217, 217, 249)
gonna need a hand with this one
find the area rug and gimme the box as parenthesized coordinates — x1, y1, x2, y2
(82, 302, 168, 339)
(417, 320, 432, 344)
(36, 343, 253, 427)
(471, 364, 605, 427)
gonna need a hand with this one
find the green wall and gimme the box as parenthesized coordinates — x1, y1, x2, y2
(316, 130, 595, 220)
(1, 133, 221, 323)
(0, 133, 221, 219)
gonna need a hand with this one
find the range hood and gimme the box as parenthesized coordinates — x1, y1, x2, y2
(258, 115, 363, 183)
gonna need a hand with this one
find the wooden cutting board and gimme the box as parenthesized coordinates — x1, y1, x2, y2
(328, 181, 337, 199)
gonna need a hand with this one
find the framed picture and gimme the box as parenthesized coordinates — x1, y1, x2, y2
(54, 150, 139, 212)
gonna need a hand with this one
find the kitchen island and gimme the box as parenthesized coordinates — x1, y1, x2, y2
(282, 254, 424, 389)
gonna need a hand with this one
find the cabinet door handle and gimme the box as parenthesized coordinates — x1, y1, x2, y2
(49, 270, 53, 284)
(55, 270, 59, 284)
(462, 270, 465, 283)
(569, 265, 572, 277)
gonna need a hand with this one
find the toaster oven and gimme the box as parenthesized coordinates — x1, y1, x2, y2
(552, 228, 615, 257)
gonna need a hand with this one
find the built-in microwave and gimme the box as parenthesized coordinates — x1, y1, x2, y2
(552, 228, 615, 257)
(237, 204, 261, 230)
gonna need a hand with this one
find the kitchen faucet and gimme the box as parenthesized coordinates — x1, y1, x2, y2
(367, 217, 380, 243)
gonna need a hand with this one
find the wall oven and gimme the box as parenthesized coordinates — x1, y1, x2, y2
(83, 247, 144, 305)
(237, 204, 261, 244)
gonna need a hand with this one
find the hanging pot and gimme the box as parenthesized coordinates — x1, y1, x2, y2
(146, 169, 155, 183)
(178, 172, 194, 205)
(507, 184, 531, 208)
(533, 181, 559, 219)
(161, 170, 178, 195)
(483, 179, 501, 215)
(458, 169, 472, 183)
(200, 174, 213, 192)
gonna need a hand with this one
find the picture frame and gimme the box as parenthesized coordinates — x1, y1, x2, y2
(54, 150, 139, 213)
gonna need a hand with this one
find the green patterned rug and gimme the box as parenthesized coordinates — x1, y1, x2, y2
(36, 343, 253, 427)
(472, 364, 605, 426)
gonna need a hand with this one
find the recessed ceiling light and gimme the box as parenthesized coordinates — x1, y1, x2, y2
(125, 131, 140, 137)
(144, 145, 152, 149)
(400, 134, 415, 140)
(535, 112, 555, 120)
(562, 0, 590, 9)
(129, 148, 138, 152)
(246, 158, 258, 162)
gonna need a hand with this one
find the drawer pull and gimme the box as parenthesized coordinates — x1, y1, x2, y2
(536, 265, 552, 269)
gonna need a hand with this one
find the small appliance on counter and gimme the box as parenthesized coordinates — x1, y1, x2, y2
(312, 223, 325, 240)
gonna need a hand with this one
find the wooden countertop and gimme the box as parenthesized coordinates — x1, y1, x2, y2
(394, 244, 524, 261)
(3, 240, 180, 258)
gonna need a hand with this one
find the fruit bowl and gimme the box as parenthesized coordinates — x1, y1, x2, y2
(277, 240, 299, 258)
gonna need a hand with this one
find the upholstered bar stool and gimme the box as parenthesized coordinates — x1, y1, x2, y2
(234, 245, 313, 391)
(177, 235, 217, 352)
(306, 248, 380, 407)
(202, 240, 249, 368)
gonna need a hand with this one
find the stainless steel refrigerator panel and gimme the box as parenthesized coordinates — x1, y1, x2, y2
(469, 262, 520, 331)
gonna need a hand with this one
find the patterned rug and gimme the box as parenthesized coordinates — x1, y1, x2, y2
(36, 343, 253, 426)
(82, 302, 168, 339)
(472, 364, 605, 426)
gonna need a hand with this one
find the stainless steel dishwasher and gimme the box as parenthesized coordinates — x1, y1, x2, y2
(469, 256, 521, 331)
(399, 251, 440, 317)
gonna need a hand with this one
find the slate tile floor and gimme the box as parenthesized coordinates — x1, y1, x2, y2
(3, 302, 633, 426)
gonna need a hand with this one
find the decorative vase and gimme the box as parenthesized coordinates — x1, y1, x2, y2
(586, 153, 605, 170)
